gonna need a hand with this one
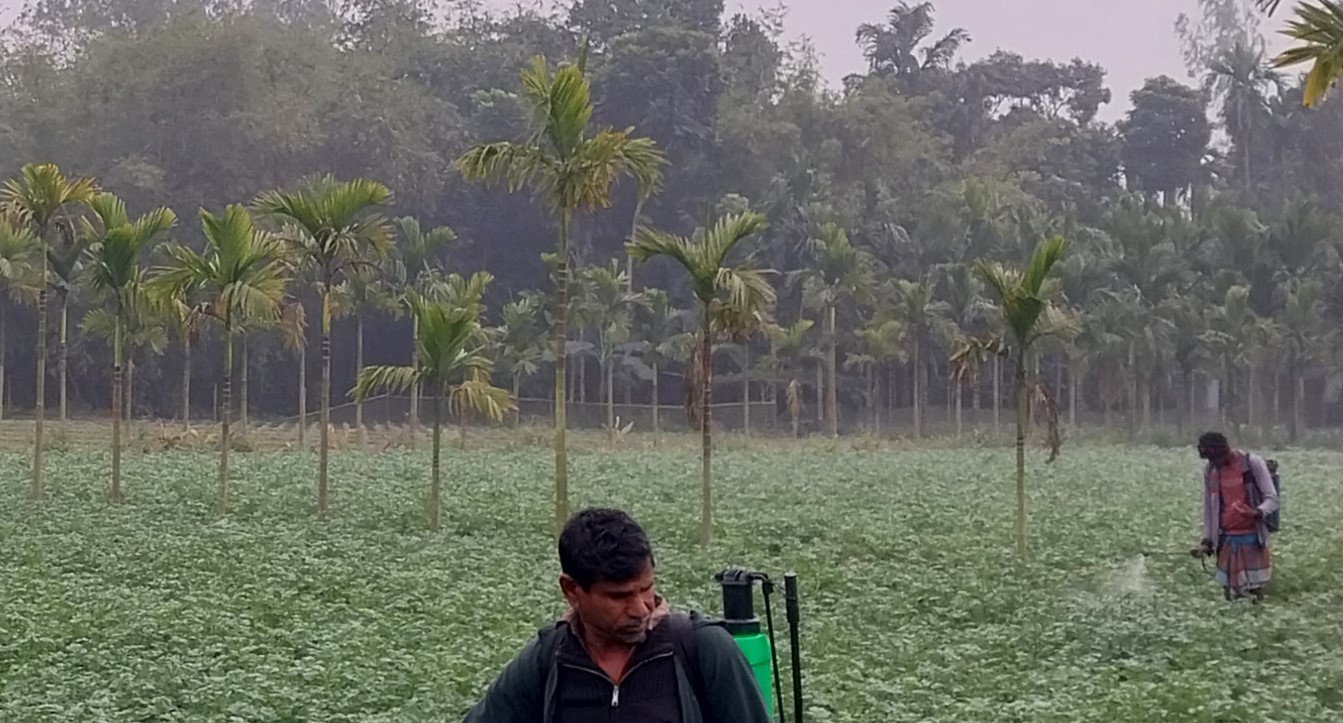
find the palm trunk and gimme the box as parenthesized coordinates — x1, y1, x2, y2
(219, 323, 233, 514)
(59, 297, 67, 431)
(1288, 358, 1300, 443)
(1069, 362, 1079, 430)
(125, 358, 134, 423)
(606, 357, 614, 440)
(410, 314, 419, 448)
(743, 347, 751, 437)
(700, 307, 713, 548)
(298, 341, 307, 449)
(181, 332, 191, 431)
(955, 382, 963, 438)
(1182, 367, 1194, 435)
(318, 284, 332, 516)
(459, 397, 468, 449)
(1247, 362, 1256, 431)
(0, 303, 6, 422)
(512, 376, 521, 429)
(627, 197, 644, 293)
(1141, 373, 1151, 431)
(652, 363, 660, 447)
(240, 333, 249, 435)
(111, 316, 124, 503)
(993, 355, 1001, 436)
(1015, 348, 1028, 560)
(815, 363, 823, 424)
(355, 313, 364, 448)
(870, 365, 881, 432)
(32, 275, 45, 499)
(873, 367, 882, 438)
(553, 211, 571, 536)
(431, 389, 442, 532)
(913, 334, 923, 439)
(1126, 342, 1137, 436)
(826, 305, 838, 438)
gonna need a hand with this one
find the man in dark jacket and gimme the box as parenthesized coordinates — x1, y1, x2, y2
(462, 508, 772, 723)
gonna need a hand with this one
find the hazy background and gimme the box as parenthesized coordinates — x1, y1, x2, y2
(0, 0, 1292, 121)
(486, 0, 1295, 121)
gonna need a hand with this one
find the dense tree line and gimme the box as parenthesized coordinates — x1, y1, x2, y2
(0, 0, 1341, 457)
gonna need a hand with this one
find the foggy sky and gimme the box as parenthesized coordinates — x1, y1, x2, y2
(755, 0, 1293, 121)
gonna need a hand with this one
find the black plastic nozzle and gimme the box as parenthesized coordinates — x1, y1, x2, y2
(714, 568, 770, 635)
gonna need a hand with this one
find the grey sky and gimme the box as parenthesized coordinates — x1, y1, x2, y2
(749, 0, 1292, 121)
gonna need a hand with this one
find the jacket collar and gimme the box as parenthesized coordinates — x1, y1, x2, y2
(555, 595, 674, 670)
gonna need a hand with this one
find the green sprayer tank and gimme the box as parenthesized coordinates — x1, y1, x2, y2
(714, 569, 776, 718)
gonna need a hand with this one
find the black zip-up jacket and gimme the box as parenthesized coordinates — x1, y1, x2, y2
(461, 611, 771, 723)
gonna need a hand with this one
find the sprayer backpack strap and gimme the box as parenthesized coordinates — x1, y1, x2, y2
(1239, 450, 1282, 534)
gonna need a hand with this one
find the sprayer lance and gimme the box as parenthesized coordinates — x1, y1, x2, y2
(784, 572, 803, 723)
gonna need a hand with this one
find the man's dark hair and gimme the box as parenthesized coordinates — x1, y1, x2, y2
(1199, 431, 1230, 451)
(558, 508, 654, 589)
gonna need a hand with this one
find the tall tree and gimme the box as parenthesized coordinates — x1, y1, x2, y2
(254, 176, 393, 516)
(455, 47, 664, 536)
(629, 211, 774, 547)
(1119, 77, 1212, 207)
(83, 193, 176, 502)
(1, 163, 97, 501)
(150, 205, 288, 514)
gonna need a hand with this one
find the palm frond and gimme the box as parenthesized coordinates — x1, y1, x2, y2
(449, 378, 517, 423)
(1272, 0, 1343, 107)
(351, 365, 422, 402)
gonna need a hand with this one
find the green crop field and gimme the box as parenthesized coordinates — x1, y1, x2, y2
(3, 443, 1343, 722)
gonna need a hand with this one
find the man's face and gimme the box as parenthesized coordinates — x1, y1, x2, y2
(561, 560, 657, 646)
(1199, 445, 1231, 466)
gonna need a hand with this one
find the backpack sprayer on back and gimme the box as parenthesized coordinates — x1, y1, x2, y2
(713, 568, 803, 722)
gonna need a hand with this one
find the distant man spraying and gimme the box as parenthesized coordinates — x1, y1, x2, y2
(462, 507, 771, 722)
(1191, 432, 1279, 601)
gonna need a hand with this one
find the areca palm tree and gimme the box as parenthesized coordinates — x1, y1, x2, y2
(1205, 40, 1281, 190)
(254, 176, 393, 516)
(0, 219, 40, 422)
(956, 236, 1078, 559)
(1, 163, 98, 501)
(629, 211, 775, 547)
(1262, 0, 1343, 107)
(332, 261, 399, 447)
(626, 288, 690, 445)
(494, 296, 546, 428)
(352, 291, 514, 532)
(891, 277, 947, 439)
(150, 205, 288, 514)
(796, 222, 877, 438)
(856, 1, 970, 92)
(393, 217, 456, 446)
(83, 193, 176, 502)
(760, 319, 818, 438)
(455, 47, 664, 535)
